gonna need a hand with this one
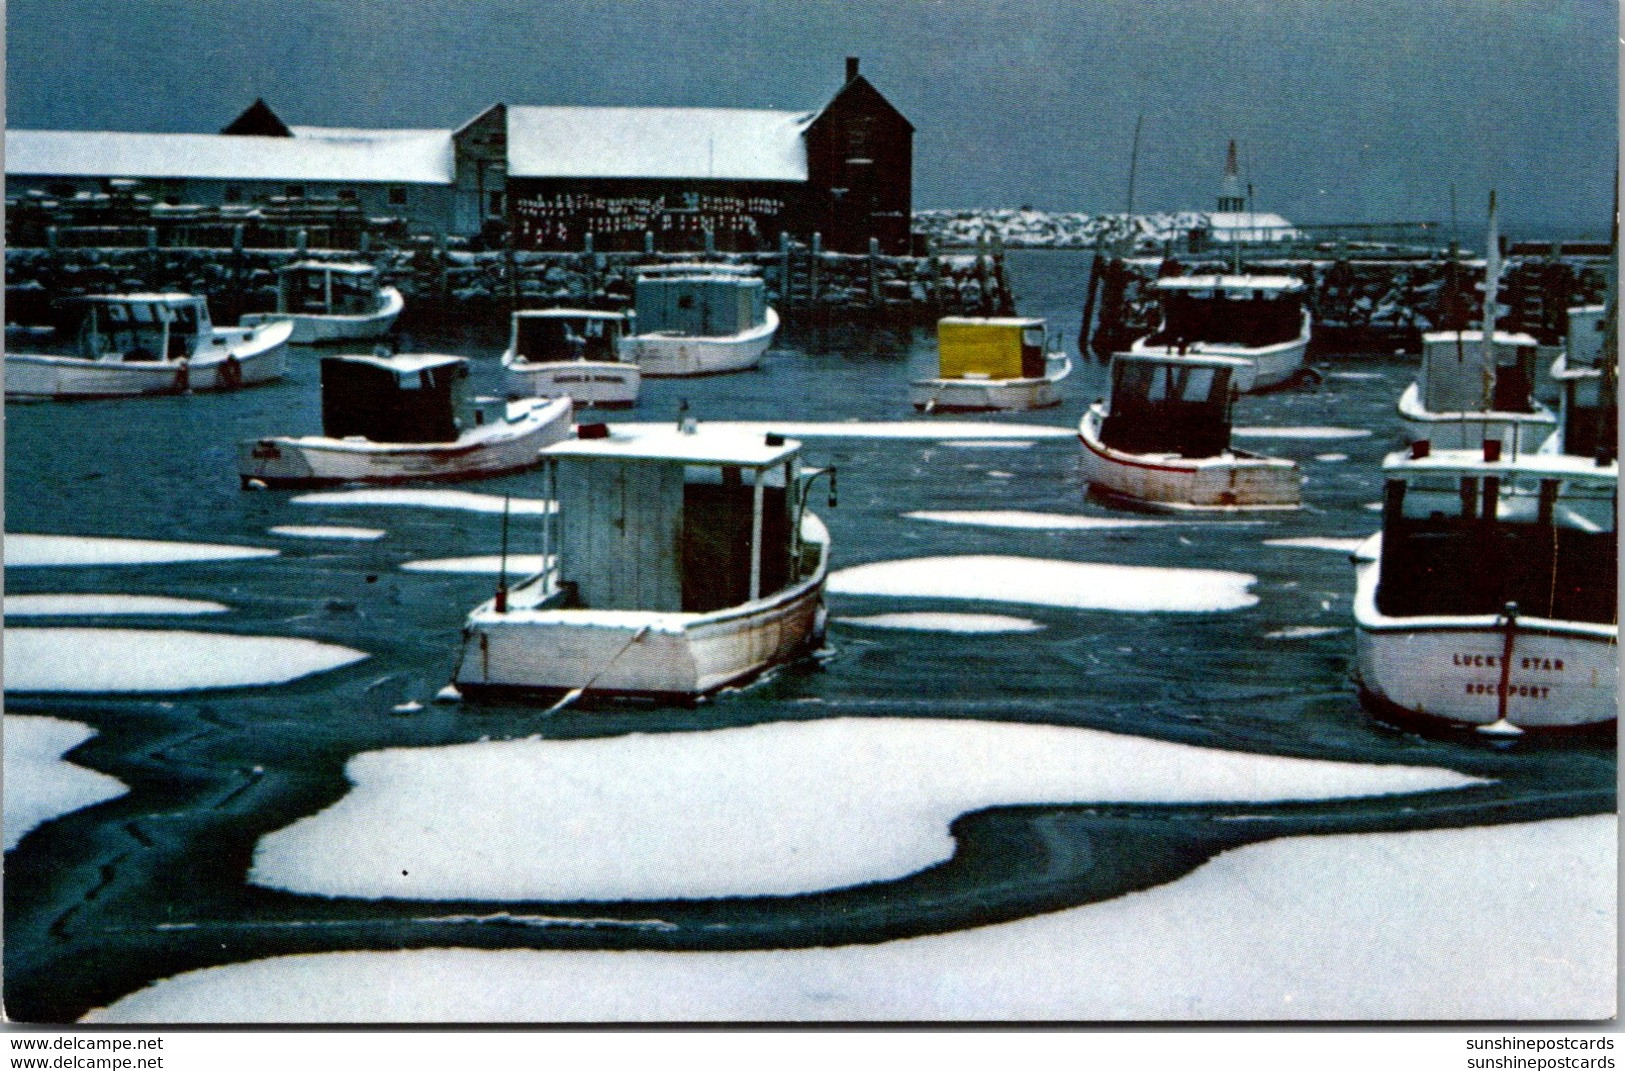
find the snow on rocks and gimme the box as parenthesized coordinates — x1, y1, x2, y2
(829, 556, 1258, 613)
(269, 526, 386, 541)
(834, 613, 1044, 634)
(399, 555, 551, 575)
(248, 716, 1481, 903)
(93, 815, 1613, 1022)
(6, 534, 278, 568)
(4, 628, 367, 693)
(5, 716, 128, 851)
(607, 421, 1075, 441)
(4, 594, 230, 616)
(1263, 537, 1373, 554)
(291, 489, 555, 515)
(1231, 427, 1373, 440)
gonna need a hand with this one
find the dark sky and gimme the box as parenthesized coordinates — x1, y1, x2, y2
(7, 0, 1617, 235)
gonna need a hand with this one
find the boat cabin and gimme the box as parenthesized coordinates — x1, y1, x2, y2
(535, 424, 816, 613)
(1143, 275, 1306, 349)
(1565, 306, 1610, 370)
(936, 317, 1048, 379)
(74, 294, 213, 362)
(633, 264, 767, 337)
(276, 261, 384, 316)
(1375, 448, 1617, 626)
(1099, 352, 1245, 458)
(511, 309, 629, 364)
(1418, 330, 1541, 414)
(319, 353, 470, 443)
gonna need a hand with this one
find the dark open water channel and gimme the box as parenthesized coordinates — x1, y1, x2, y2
(4, 250, 1613, 1021)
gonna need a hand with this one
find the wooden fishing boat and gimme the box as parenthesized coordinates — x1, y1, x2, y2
(1128, 274, 1311, 392)
(454, 422, 833, 703)
(910, 317, 1071, 412)
(502, 308, 640, 407)
(238, 353, 572, 488)
(6, 293, 291, 400)
(620, 264, 778, 377)
(240, 261, 403, 344)
(1353, 440, 1617, 734)
(1078, 351, 1301, 511)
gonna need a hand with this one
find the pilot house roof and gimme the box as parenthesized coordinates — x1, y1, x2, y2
(504, 107, 813, 182)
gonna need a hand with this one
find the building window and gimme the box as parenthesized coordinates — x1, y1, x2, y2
(224, 185, 243, 202)
(337, 188, 358, 201)
(284, 184, 305, 199)
(46, 182, 77, 198)
(389, 186, 408, 206)
(488, 191, 505, 216)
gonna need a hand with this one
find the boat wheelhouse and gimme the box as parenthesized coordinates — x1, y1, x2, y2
(6, 293, 290, 400)
(240, 261, 403, 344)
(620, 263, 779, 377)
(1129, 274, 1312, 392)
(1545, 305, 1617, 459)
(238, 352, 572, 487)
(1078, 351, 1301, 511)
(502, 309, 640, 407)
(1397, 329, 1557, 454)
(454, 422, 832, 702)
(1353, 443, 1618, 733)
(909, 317, 1071, 412)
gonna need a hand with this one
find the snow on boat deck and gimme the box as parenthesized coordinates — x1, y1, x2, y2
(4, 594, 230, 616)
(400, 555, 551, 575)
(93, 816, 1611, 1021)
(4, 715, 128, 851)
(248, 717, 1481, 902)
(829, 556, 1258, 613)
(269, 526, 386, 541)
(6, 534, 279, 567)
(834, 613, 1044, 634)
(4, 629, 368, 693)
(291, 490, 554, 515)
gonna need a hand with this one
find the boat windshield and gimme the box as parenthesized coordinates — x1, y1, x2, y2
(1145, 290, 1302, 349)
(516, 316, 621, 364)
(82, 301, 176, 362)
(1376, 468, 1617, 624)
(1101, 360, 1233, 458)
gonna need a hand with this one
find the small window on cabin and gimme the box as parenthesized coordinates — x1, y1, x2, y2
(225, 186, 243, 202)
(678, 295, 695, 309)
(1179, 367, 1217, 402)
(389, 186, 408, 206)
(285, 185, 305, 199)
(337, 188, 358, 202)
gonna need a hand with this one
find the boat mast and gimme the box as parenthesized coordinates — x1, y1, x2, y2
(1480, 190, 1500, 413)
(1124, 113, 1143, 251)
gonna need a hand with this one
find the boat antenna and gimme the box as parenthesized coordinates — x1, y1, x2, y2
(1123, 113, 1144, 253)
(495, 493, 511, 613)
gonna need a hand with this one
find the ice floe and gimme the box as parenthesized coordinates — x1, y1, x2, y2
(829, 556, 1257, 613)
(1264, 625, 1345, 640)
(6, 534, 278, 568)
(1263, 537, 1372, 554)
(1232, 427, 1373, 440)
(834, 613, 1044, 634)
(399, 555, 551, 575)
(1313, 453, 1349, 462)
(609, 421, 1075, 441)
(5, 594, 229, 617)
(248, 717, 1479, 903)
(291, 489, 554, 515)
(269, 526, 386, 541)
(5, 716, 128, 851)
(93, 815, 1613, 1021)
(1328, 371, 1386, 381)
(904, 511, 1179, 531)
(937, 440, 1037, 449)
(4, 629, 367, 693)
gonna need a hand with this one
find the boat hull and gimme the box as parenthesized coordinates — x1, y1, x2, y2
(910, 356, 1071, 412)
(238, 396, 573, 487)
(241, 287, 403, 345)
(5, 320, 292, 400)
(1396, 382, 1557, 454)
(456, 515, 828, 701)
(1077, 403, 1301, 511)
(1352, 536, 1617, 730)
(1130, 311, 1311, 393)
(502, 353, 641, 408)
(623, 307, 778, 377)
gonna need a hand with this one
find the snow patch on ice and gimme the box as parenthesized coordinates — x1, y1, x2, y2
(1232, 427, 1373, 440)
(608, 421, 1075, 441)
(5, 594, 230, 616)
(4, 715, 128, 851)
(270, 525, 386, 541)
(247, 716, 1481, 903)
(1329, 371, 1386, 381)
(291, 489, 554, 515)
(937, 440, 1037, 449)
(1264, 537, 1372, 554)
(6, 534, 278, 568)
(4, 629, 367, 693)
(1313, 453, 1349, 463)
(834, 613, 1044, 634)
(400, 555, 551, 575)
(905, 511, 1180, 531)
(829, 556, 1257, 613)
(1264, 625, 1345, 640)
(93, 815, 1613, 1022)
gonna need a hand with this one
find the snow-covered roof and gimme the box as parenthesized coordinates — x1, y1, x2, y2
(1204, 211, 1302, 239)
(1421, 330, 1540, 347)
(1385, 447, 1617, 482)
(281, 261, 379, 276)
(505, 107, 812, 181)
(330, 352, 466, 374)
(1114, 351, 1253, 371)
(1154, 275, 1306, 293)
(940, 317, 1046, 328)
(543, 425, 802, 467)
(5, 129, 454, 184)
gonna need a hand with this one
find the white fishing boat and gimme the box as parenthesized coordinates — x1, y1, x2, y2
(240, 261, 403, 344)
(502, 309, 640, 407)
(1078, 351, 1301, 511)
(6, 293, 291, 400)
(1128, 274, 1311, 392)
(1398, 193, 1557, 453)
(454, 421, 833, 703)
(1352, 441, 1617, 734)
(238, 353, 572, 488)
(620, 264, 778, 377)
(910, 317, 1071, 412)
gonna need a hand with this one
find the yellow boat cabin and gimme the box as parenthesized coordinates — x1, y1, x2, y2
(937, 317, 1049, 380)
